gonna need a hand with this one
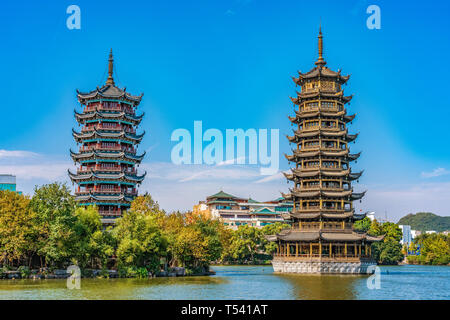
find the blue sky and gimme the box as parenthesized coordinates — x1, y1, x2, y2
(1, 0, 450, 221)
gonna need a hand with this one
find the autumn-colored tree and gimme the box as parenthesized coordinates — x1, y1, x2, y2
(0, 191, 37, 267)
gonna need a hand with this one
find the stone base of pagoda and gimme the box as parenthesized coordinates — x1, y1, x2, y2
(272, 257, 376, 274)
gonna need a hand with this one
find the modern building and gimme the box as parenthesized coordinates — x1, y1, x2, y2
(411, 230, 421, 238)
(69, 50, 146, 226)
(0, 174, 22, 194)
(0, 174, 16, 191)
(267, 28, 383, 274)
(399, 225, 413, 245)
(366, 211, 376, 221)
(196, 190, 293, 229)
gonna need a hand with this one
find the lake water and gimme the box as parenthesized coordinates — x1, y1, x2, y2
(0, 265, 448, 300)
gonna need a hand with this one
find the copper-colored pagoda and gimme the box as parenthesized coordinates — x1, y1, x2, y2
(267, 28, 382, 274)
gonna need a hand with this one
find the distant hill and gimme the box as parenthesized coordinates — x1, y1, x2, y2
(397, 212, 450, 232)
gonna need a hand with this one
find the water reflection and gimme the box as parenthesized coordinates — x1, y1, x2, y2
(275, 273, 365, 300)
(0, 265, 448, 300)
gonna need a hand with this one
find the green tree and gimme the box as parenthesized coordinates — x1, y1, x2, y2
(29, 183, 77, 268)
(414, 233, 450, 265)
(353, 217, 372, 233)
(72, 206, 114, 269)
(260, 222, 290, 255)
(113, 208, 167, 274)
(368, 219, 403, 265)
(224, 225, 263, 264)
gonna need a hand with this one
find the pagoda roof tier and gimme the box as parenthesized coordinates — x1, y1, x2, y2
(72, 128, 145, 144)
(283, 168, 363, 180)
(292, 66, 350, 85)
(75, 193, 135, 203)
(77, 84, 143, 105)
(290, 110, 345, 121)
(287, 129, 358, 142)
(290, 90, 353, 105)
(289, 210, 365, 220)
(288, 189, 366, 200)
(70, 149, 145, 164)
(289, 112, 356, 124)
(75, 110, 144, 125)
(268, 230, 383, 242)
(285, 150, 361, 162)
(68, 169, 146, 184)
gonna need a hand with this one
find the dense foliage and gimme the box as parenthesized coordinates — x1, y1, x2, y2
(407, 233, 450, 265)
(397, 212, 450, 233)
(5, 184, 444, 275)
(354, 217, 404, 265)
(0, 187, 250, 276)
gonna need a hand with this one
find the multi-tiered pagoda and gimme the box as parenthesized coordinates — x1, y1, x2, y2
(267, 29, 382, 274)
(69, 50, 146, 226)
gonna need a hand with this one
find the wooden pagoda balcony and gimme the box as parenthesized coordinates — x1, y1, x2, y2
(291, 222, 353, 231)
(80, 145, 136, 153)
(299, 185, 351, 191)
(77, 166, 137, 174)
(299, 105, 341, 113)
(84, 103, 134, 115)
(81, 124, 136, 134)
(296, 207, 350, 213)
(273, 254, 372, 262)
(98, 209, 123, 216)
(76, 187, 138, 195)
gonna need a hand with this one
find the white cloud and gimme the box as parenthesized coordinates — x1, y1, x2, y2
(254, 171, 288, 184)
(0, 149, 74, 195)
(0, 150, 39, 159)
(354, 182, 450, 222)
(421, 167, 450, 178)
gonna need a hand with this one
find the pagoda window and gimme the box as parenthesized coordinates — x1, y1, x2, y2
(321, 101, 334, 109)
(306, 102, 319, 109)
(322, 121, 336, 128)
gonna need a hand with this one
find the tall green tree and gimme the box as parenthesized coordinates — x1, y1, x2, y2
(113, 208, 167, 273)
(72, 206, 114, 268)
(369, 219, 404, 265)
(29, 183, 77, 268)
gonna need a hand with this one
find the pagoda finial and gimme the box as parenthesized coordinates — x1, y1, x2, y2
(106, 48, 115, 86)
(315, 24, 326, 67)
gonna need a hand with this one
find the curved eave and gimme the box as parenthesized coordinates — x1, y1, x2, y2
(349, 170, 364, 181)
(348, 152, 361, 161)
(76, 86, 143, 104)
(294, 67, 350, 85)
(344, 114, 356, 123)
(75, 110, 144, 124)
(75, 193, 135, 202)
(292, 90, 353, 105)
(70, 150, 146, 163)
(67, 170, 147, 183)
(351, 191, 366, 201)
(72, 128, 145, 143)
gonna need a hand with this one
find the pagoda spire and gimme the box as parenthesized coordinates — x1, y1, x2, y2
(106, 48, 115, 86)
(315, 25, 326, 67)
